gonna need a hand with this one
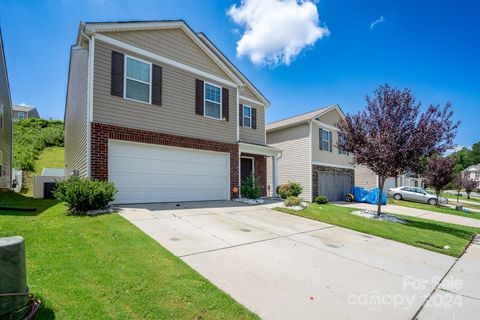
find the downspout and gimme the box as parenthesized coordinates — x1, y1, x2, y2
(308, 119, 313, 202)
(84, 29, 95, 178)
(236, 86, 240, 192)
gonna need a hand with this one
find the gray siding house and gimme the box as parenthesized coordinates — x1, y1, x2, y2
(64, 20, 279, 204)
(267, 106, 354, 202)
(0, 29, 13, 191)
(12, 105, 40, 120)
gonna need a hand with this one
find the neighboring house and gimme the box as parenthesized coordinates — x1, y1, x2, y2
(463, 164, 480, 189)
(12, 104, 40, 120)
(0, 29, 13, 191)
(266, 105, 354, 202)
(355, 165, 424, 192)
(64, 20, 279, 204)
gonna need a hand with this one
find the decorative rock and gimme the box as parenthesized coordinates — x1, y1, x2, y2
(351, 210, 406, 224)
(0, 236, 29, 315)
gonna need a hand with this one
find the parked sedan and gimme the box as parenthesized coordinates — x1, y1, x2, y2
(387, 186, 448, 205)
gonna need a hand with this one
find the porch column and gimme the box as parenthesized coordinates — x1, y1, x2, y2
(272, 155, 277, 197)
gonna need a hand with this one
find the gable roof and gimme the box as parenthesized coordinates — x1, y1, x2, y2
(267, 105, 343, 132)
(13, 105, 36, 112)
(78, 20, 269, 107)
(464, 164, 480, 172)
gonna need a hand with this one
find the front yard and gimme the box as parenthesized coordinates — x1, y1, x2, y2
(0, 193, 257, 319)
(276, 203, 480, 257)
(390, 199, 480, 220)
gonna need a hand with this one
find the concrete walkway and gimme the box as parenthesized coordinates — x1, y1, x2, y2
(335, 202, 480, 228)
(417, 235, 480, 320)
(118, 201, 463, 320)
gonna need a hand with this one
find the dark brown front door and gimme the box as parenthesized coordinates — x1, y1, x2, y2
(241, 157, 254, 184)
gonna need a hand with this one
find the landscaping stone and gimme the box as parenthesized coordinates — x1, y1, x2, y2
(234, 198, 265, 205)
(351, 210, 406, 223)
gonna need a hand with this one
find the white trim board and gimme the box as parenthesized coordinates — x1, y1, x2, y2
(312, 120, 340, 132)
(95, 33, 239, 88)
(312, 161, 354, 170)
(239, 95, 265, 107)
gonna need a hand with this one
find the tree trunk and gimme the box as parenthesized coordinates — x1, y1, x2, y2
(377, 177, 386, 216)
(456, 192, 460, 203)
(467, 192, 471, 199)
(436, 191, 440, 206)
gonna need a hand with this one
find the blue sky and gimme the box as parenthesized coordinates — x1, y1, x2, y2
(1, 0, 479, 148)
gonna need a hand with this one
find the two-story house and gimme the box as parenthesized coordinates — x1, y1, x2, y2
(463, 164, 480, 189)
(266, 105, 354, 202)
(0, 29, 13, 191)
(64, 20, 279, 204)
(12, 105, 40, 120)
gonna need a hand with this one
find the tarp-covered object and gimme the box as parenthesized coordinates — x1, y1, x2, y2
(350, 187, 387, 205)
(361, 188, 387, 205)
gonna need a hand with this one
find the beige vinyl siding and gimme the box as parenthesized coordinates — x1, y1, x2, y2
(102, 29, 230, 80)
(0, 35, 12, 189)
(239, 99, 265, 145)
(64, 46, 89, 177)
(267, 123, 311, 200)
(319, 108, 341, 126)
(311, 121, 354, 168)
(93, 40, 237, 143)
(239, 86, 259, 101)
(355, 165, 377, 190)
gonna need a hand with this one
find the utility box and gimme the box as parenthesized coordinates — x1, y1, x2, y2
(0, 236, 28, 316)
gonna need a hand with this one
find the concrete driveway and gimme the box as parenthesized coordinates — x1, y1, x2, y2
(118, 202, 465, 320)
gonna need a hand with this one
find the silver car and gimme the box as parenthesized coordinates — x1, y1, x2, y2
(387, 186, 448, 205)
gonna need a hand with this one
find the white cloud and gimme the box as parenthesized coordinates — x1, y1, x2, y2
(370, 16, 385, 30)
(228, 0, 330, 66)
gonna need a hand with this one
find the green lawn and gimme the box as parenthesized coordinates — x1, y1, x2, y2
(0, 193, 257, 320)
(34, 146, 64, 175)
(275, 204, 479, 257)
(390, 199, 480, 220)
(441, 193, 480, 204)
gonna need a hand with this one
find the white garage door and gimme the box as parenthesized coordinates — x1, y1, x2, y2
(108, 140, 230, 204)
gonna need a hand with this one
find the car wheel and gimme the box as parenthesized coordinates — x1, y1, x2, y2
(393, 193, 402, 200)
(428, 198, 437, 205)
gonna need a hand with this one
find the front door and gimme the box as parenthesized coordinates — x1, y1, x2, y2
(241, 157, 254, 184)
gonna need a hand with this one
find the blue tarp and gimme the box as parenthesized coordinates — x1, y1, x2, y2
(350, 186, 387, 205)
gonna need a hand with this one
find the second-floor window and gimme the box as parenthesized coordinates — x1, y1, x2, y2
(476, 172, 480, 179)
(338, 133, 349, 155)
(204, 82, 222, 119)
(125, 56, 151, 104)
(243, 105, 252, 128)
(17, 111, 25, 120)
(320, 128, 331, 151)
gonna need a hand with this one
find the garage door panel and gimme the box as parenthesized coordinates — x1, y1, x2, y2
(108, 140, 230, 204)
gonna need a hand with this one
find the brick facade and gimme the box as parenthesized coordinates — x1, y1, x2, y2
(90, 122, 240, 198)
(241, 152, 267, 196)
(311, 164, 354, 199)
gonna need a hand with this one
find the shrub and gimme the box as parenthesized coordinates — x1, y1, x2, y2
(54, 176, 117, 215)
(241, 173, 262, 199)
(284, 196, 302, 207)
(276, 182, 303, 199)
(314, 195, 328, 204)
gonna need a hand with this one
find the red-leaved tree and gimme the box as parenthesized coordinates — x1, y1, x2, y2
(338, 84, 459, 215)
(424, 155, 456, 205)
(463, 178, 478, 199)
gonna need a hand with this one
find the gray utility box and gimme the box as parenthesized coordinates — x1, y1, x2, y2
(0, 236, 29, 315)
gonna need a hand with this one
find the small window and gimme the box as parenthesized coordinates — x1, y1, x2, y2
(321, 129, 331, 151)
(18, 111, 25, 119)
(125, 56, 151, 103)
(243, 105, 252, 128)
(338, 133, 349, 155)
(204, 82, 222, 119)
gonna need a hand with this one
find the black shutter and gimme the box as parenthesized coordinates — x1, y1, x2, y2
(111, 51, 124, 97)
(319, 129, 323, 150)
(222, 88, 229, 121)
(152, 65, 162, 106)
(195, 79, 204, 115)
(329, 131, 333, 152)
(252, 108, 257, 129)
(239, 104, 243, 126)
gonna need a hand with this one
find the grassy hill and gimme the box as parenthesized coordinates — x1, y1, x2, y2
(34, 146, 64, 175)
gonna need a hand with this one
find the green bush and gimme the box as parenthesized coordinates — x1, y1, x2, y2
(54, 176, 117, 215)
(276, 182, 303, 199)
(284, 196, 302, 207)
(314, 195, 328, 204)
(241, 173, 262, 199)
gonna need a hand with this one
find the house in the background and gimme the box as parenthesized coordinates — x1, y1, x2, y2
(355, 165, 424, 192)
(64, 20, 279, 204)
(12, 104, 40, 120)
(266, 105, 354, 202)
(463, 164, 480, 189)
(0, 29, 13, 191)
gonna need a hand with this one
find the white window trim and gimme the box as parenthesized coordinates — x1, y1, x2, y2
(321, 129, 331, 151)
(18, 111, 26, 119)
(203, 81, 222, 120)
(242, 105, 252, 128)
(123, 55, 152, 105)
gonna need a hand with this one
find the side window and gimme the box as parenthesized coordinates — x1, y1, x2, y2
(18, 111, 25, 119)
(204, 82, 222, 119)
(320, 129, 331, 151)
(125, 56, 151, 103)
(338, 133, 349, 155)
